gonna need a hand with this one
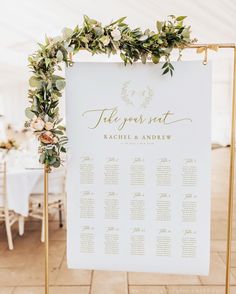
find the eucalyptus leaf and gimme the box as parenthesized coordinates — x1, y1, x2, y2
(141, 54, 147, 64)
(25, 107, 35, 119)
(29, 76, 42, 88)
(49, 157, 57, 164)
(45, 58, 50, 67)
(52, 75, 64, 81)
(57, 125, 66, 130)
(139, 35, 148, 41)
(156, 21, 162, 32)
(110, 16, 127, 26)
(61, 146, 66, 153)
(151, 55, 160, 64)
(53, 159, 61, 168)
(176, 16, 187, 21)
(56, 50, 64, 62)
(52, 36, 63, 43)
(62, 27, 74, 39)
(100, 35, 110, 46)
(39, 153, 46, 164)
(56, 80, 66, 90)
(80, 36, 88, 43)
(120, 53, 126, 62)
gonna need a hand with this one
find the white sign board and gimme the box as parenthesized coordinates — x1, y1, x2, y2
(66, 61, 211, 275)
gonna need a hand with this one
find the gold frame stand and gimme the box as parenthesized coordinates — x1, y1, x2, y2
(43, 43, 236, 294)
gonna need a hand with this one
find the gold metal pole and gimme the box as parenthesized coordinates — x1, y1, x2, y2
(186, 42, 236, 294)
(187, 43, 235, 49)
(225, 45, 236, 294)
(44, 165, 49, 294)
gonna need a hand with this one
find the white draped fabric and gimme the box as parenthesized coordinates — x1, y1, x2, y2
(0, 0, 236, 145)
(6, 169, 43, 216)
(0, 149, 65, 216)
(0, 166, 66, 216)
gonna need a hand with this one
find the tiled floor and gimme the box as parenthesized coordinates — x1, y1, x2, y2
(0, 148, 236, 293)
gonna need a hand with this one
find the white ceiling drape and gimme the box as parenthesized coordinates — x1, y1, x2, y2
(0, 0, 235, 144)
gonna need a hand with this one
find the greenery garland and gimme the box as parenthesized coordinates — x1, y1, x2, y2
(25, 15, 196, 171)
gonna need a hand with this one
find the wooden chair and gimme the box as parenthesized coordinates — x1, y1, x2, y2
(0, 162, 18, 250)
(29, 167, 66, 242)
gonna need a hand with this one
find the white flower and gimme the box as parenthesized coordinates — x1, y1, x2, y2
(45, 121, 54, 131)
(31, 117, 45, 131)
(53, 137, 59, 143)
(111, 29, 121, 41)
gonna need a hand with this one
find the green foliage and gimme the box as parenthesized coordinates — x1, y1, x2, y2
(26, 15, 196, 170)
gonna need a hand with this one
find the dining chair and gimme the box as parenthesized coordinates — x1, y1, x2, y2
(29, 167, 66, 242)
(0, 162, 18, 250)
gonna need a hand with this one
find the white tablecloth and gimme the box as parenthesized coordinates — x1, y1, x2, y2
(6, 168, 43, 216)
(0, 148, 66, 216)
(0, 167, 66, 216)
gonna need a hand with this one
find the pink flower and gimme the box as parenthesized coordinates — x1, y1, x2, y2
(31, 117, 45, 131)
(53, 137, 59, 143)
(39, 131, 54, 144)
(45, 121, 54, 131)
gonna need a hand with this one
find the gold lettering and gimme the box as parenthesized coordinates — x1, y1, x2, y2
(82, 106, 192, 131)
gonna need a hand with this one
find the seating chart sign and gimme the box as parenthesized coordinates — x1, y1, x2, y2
(66, 61, 211, 275)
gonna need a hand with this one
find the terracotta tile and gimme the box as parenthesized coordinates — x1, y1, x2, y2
(29, 240, 65, 268)
(219, 252, 236, 267)
(129, 286, 167, 293)
(211, 212, 227, 222)
(49, 221, 65, 230)
(0, 241, 7, 254)
(0, 287, 14, 294)
(211, 220, 227, 240)
(231, 287, 236, 294)
(55, 256, 91, 286)
(211, 240, 236, 252)
(0, 239, 65, 271)
(0, 265, 58, 286)
(13, 287, 43, 294)
(24, 220, 41, 232)
(167, 285, 230, 294)
(49, 229, 66, 241)
(199, 252, 236, 285)
(55, 268, 92, 286)
(231, 268, 236, 280)
(211, 200, 228, 214)
(91, 271, 128, 294)
(128, 272, 200, 285)
(0, 252, 31, 268)
(13, 286, 90, 294)
(11, 231, 41, 253)
(51, 286, 90, 294)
